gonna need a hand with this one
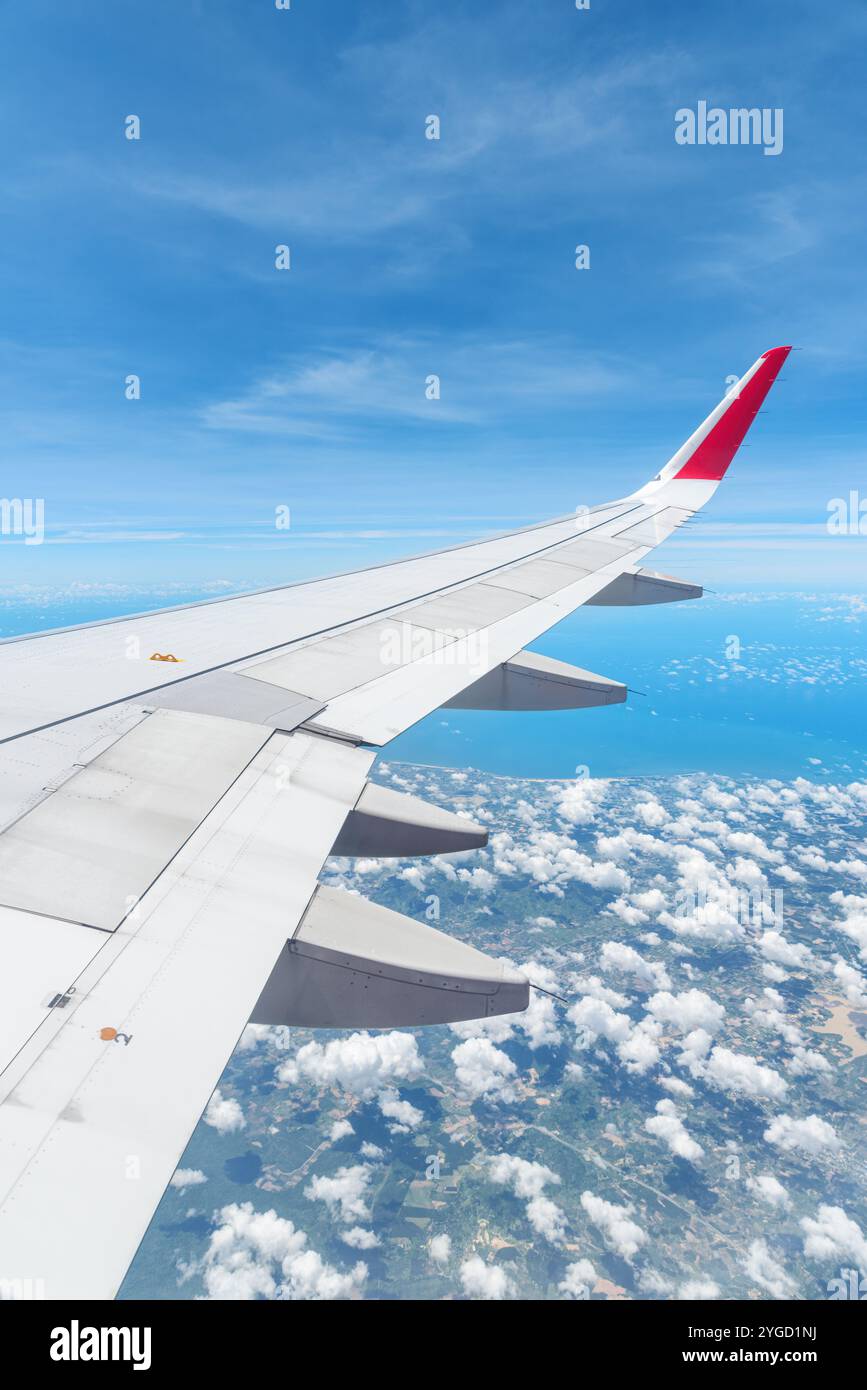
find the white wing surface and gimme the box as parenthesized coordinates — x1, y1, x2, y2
(0, 347, 790, 1298)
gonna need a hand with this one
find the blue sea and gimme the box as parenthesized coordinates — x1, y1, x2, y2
(389, 591, 867, 781)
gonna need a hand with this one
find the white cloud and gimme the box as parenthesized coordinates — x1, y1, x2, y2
(832, 957, 867, 1006)
(776, 862, 806, 884)
(744, 996, 804, 1048)
(450, 1013, 516, 1045)
(658, 1076, 695, 1100)
(489, 1154, 567, 1245)
(701, 1046, 788, 1100)
(451, 1037, 517, 1103)
(304, 1165, 373, 1224)
(580, 1191, 647, 1260)
(341, 1226, 381, 1250)
(559, 1258, 597, 1299)
(677, 1278, 720, 1300)
(204, 1090, 246, 1135)
(491, 827, 629, 896)
(635, 797, 669, 827)
(197, 1202, 366, 1301)
(489, 1154, 556, 1199)
(801, 1205, 867, 1266)
(724, 830, 783, 863)
(459, 1255, 516, 1300)
(764, 1113, 841, 1155)
(830, 857, 867, 881)
(786, 1045, 832, 1077)
(278, 1031, 423, 1098)
(525, 1195, 569, 1245)
(570, 990, 663, 1075)
(746, 1174, 792, 1210)
(617, 1019, 663, 1075)
(457, 865, 497, 893)
(378, 1087, 424, 1132)
(429, 1234, 451, 1266)
(556, 779, 610, 824)
(568, 995, 632, 1045)
(645, 1099, 704, 1163)
(665, 897, 745, 946)
(729, 856, 768, 889)
(568, 975, 630, 1009)
(595, 826, 661, 864)
(606, 897, 649, 926)
(170, 1168, 207, 1191)
(236, 1024, 273, 1053)
(280, 1031, 426, 1133)
(639, 1268, 674, 1295)
(828, 891, 867, 960)
(634, 889, 667, 914)
(507, 958, 562, 1049)
(600, 940, 671, 991)
(329, 1119, 355, 1142)
(757, 930, 813, 969)
(647, 989, 725, 1036)
(762, 963, 790, 984)
(743, 1239, 795, 1299)
(677, 1028, 714, 1070)
(702, 784, 740, 812)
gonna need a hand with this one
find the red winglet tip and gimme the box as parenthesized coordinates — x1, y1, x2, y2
(674, 347, 790, 482)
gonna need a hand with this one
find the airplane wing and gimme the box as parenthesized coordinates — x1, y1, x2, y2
(0, 346, 790, 1299)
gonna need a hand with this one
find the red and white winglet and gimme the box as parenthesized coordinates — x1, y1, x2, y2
(638, 345, 791, 505)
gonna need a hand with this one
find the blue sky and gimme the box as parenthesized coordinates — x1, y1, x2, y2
(1, 0, 866, 596)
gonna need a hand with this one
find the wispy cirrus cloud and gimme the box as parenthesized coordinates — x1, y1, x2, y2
(200, 337, 638, 437)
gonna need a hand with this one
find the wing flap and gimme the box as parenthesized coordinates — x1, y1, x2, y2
(330, 782, 488, 857)
(587, 566, 702, 606)
(251, 885, 529, 1030)
(239, 619, 450, 703)
(398, 581, 535, 631)
(446, 650, 626, 710)
(486, 557, 593, 598)
(0, 710, 271, 931)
